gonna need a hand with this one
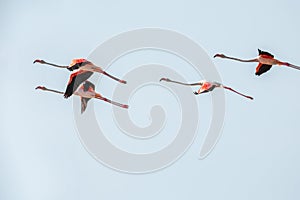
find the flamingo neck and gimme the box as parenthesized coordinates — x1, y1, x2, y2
(223, 55, 258, 63)
(44, 61, 68, 68)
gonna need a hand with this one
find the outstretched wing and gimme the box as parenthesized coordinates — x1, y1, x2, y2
(83, 81, 95, 92)
(80, 97, 92, 113)
(64, 70, 93, 98)
(255, 63, 272, 76)
(258, 49, 274, 58)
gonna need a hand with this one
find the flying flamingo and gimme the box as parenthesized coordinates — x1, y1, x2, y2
(214, 49, 300, 76)
(36, 81, 128, 113)
(34, 59, 126, 83)
(160, 78, 253, 100)
(34, 59, 126, 98)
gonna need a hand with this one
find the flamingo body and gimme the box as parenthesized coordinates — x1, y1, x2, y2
(36, 81, 129, 113)
(160, 78, 253, 100)
(64, 70, 93, 98)
(34, 58, 127, 98)
(214, 49, 300, 76)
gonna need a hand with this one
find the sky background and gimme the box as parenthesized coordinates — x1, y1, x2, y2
(1, 0, 300, 199)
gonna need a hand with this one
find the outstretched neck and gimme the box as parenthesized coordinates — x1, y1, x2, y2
(160, 78, 202, 86)
(165, 80, 194, 86)
(222, 55, 258, 63)
(43, 61, 69, 69)
(34, 60, 69, 68)
(36, 86, 64, 94)
(47, 88, 64, 94)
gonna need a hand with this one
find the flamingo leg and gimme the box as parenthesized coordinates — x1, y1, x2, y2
(95, 96, 129, 109)
(102, 71, 127, 84)
(223, 86, 253, 100)
(284, 63, 300, 71)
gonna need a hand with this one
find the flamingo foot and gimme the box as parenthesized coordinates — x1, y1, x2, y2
(119, 80, 127, 84)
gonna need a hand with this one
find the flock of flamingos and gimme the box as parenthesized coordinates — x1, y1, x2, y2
(34, 49, 300, 113)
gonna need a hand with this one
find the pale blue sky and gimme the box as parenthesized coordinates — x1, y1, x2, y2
(1, 0, 300, 200)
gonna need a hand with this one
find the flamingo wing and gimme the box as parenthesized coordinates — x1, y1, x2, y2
(255, 63, 273, 76)
(258, 49, 274, 58)
(80, 97, 91, 113)
(80, 81, 95, 113)
(198, 83, 215, 94)
(83, 81, 95, 92)
(64, 70, 93, 98)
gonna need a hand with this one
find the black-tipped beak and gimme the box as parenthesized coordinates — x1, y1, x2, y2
(33, 59, 39, 64)
(35, 86, 44, 90)
(33, 59, 44, 64)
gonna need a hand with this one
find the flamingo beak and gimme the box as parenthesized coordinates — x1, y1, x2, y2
(160, 78, 168, 82)
(35, 86, 46, 90)
(213, 54, 225, 58)
(33, 59, 45, 64)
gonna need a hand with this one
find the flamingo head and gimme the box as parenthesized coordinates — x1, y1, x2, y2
(35, 86, 47, 90)
(160, 78, 170, 82)
(33, 59, 46, 64)
(213, 54, 226, 58)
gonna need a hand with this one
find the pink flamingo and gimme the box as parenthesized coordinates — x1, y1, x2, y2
(160, 78, 253, 100)
(34, 59, 126, 98)
(214, 49, 300, 76)
(36, 81, 128, 113)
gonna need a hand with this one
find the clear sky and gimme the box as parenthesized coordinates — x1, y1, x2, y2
(1, 0, 300, 199)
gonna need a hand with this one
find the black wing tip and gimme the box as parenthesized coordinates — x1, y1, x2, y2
(257, 49, 274, 57)
(64, 93, 71, 98)
(80, 97, 90, 114)
(81, 106, 86, 114)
